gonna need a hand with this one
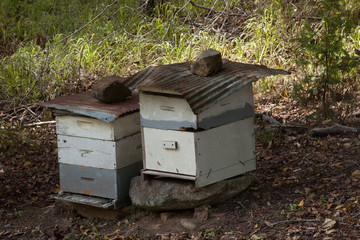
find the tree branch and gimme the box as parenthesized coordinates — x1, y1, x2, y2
(267, 219, 321, 227)
(189, 0, 247, 17)
(310, 124, 359, 137)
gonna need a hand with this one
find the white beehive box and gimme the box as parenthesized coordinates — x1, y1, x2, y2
(142, 118, 256, 187)
(140, 84, 254, 130)
(43, 91, 142, 208)
(123, 60, 289, 187)
(56, 114, 141, 169)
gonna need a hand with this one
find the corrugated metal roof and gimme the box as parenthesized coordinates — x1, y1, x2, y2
(41, 91, 139, 122)
(123, 60, 290, 114)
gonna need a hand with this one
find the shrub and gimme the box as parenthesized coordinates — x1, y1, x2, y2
(293, 0, 359, 119)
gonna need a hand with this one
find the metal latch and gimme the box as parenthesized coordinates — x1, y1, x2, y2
(162, 141, 177, 150)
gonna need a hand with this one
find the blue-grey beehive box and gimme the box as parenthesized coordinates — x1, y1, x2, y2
(43, 91, 142, 209)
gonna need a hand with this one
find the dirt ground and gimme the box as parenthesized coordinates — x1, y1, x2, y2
(1, 98, 360, 239)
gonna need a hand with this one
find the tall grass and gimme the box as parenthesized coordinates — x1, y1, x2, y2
(0, 0, 358, 107)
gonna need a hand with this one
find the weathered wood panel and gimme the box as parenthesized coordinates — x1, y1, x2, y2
(195, 118, 256, 187)
(59, 161, 142, 200)
(140, 93, 197, 130)
(140, 86, 255, 130)
(197, 85, 254, 129)
(142, 127, 197, 176)
(56, 113, 140, 141)
(142, 118, 256, 187)
(57, 133, 142, 169)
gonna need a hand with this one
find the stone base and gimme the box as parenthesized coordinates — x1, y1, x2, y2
(129, 175, 255, 211)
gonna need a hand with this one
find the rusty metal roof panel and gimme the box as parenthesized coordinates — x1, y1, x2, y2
(123, 60, 289, 114)
(41, 91, 139, 122)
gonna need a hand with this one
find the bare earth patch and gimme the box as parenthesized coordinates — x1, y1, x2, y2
(1, 99, 360, 239)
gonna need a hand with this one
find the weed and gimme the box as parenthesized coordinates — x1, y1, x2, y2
(255, 127, 275, 146)
(206, 228, 217, 237)
(0, 0, 358, 120)
(13, 208, 23, 217)
(289, 203, 297, 211)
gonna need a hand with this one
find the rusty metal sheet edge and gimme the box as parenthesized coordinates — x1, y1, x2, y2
(41, 91, 139, 122)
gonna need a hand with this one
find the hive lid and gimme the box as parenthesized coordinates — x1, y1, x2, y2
(123, 60, 290, 114)
(41, 91, 139, 122)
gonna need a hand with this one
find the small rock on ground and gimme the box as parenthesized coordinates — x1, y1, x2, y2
(180, 218, 197, 231)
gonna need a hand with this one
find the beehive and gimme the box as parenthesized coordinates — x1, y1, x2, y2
(43, 91, 142, 208)
(123, 60, 289, 187)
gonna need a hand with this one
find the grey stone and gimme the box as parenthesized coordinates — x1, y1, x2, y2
(190, 49, 223, 77)
(160, 212, 175, 222)
(180, 218, 197, 230)
(129, 175, 254, 211)
(193, 204, 210, 222)
(91, 76, 131, 103)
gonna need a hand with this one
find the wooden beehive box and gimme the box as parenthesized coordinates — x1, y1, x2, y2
(123, 60, 289, 187)
(43, 91, 142, 208)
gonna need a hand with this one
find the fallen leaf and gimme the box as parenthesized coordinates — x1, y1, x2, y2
(351, 170, 360, 179)
(264, 220, 271, 226)
(295, 210, 305, 217)
(298, 199, 304, 207)
(327, 203, 333, 210)
(322, 218, 336, 230)
(325, 229, 337, 234)
(23, 161, 31, 167)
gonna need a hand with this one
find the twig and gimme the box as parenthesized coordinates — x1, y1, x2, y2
(20, 44, 51, 105)
(23, 121, 56, 127)
(24, 105, 38, 118)
(189, 0, 246, 17)
(55, 0, 118, 45)
(160, 1, 191, 42)
(268, 219, 321, 227)
(292, 16, 323, 21)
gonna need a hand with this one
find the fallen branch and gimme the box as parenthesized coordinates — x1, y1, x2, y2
(310, 124, 359, 137)
(23, 121, 56, 127)
(256, 113, 308, 133)
(261, 114, 281, 126)
(267, 219, 321, 227)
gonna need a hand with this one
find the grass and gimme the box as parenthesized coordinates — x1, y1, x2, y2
(0, 0, 358, 109)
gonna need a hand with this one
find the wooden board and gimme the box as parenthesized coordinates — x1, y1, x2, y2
(139, 86, 255, 130)
(142, 127, 197, 176)
(56, 113, 140, 141)
(59, 161, 142, 200)
(197, 85, 254, 129)
(142, 118, 256, 187)
(195, 118, 256, 187)
(57, 133, 142, 169)
(140, 93, 197, 130)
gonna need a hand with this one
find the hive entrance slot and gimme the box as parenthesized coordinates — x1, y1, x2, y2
(81, 177, 95, 182)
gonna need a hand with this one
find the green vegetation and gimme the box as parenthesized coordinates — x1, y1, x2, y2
(0, 0, 359, 120)
(293, 0, 360, 119)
